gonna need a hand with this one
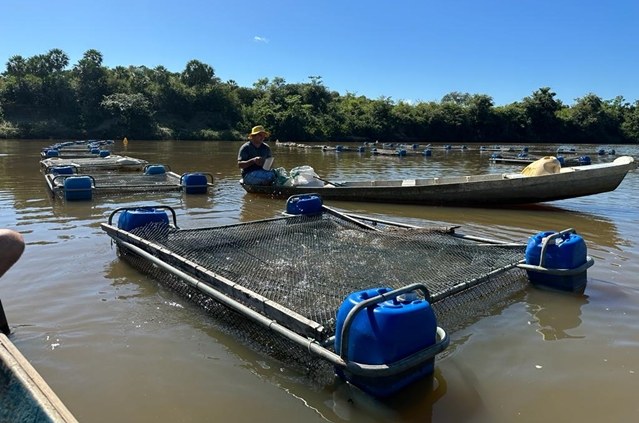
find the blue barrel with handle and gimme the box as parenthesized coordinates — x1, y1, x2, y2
(334, 287, 438, 397)
(525, 230, 589, 292)
(286, 194, 323, 215)
(50, 166, 75, 175)
(144, 165, 166, 175)
(181, 173, 209, 194)
(578, 156, 591, 165)
(117, 208, 169, 232)
(45, 149, 59, 158)
(63, 176, 93, 201)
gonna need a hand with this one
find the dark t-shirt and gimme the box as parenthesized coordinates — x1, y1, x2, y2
(238, 141, 272, 176)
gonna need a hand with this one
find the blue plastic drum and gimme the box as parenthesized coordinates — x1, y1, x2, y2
(181, 173, 208, 194)
(334, 287, 438, 396)
(286, 194, 323, 215)
(525, 231, 588, 292)
(63, 176, 93, 201)
(117, 208, 169, 232)
(144, 165, 166, 175)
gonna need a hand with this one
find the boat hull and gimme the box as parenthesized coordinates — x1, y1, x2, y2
(241, 156, 636, 206)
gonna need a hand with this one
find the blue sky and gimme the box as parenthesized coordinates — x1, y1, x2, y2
(2, 0, 638, 106)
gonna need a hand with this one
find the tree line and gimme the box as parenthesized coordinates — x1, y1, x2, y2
(1, 48, 638, 143)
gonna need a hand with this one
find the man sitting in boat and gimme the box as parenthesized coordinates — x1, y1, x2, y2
(238, 125, 276, 185)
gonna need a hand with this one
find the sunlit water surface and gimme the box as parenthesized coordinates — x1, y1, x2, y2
(1, 139, 638, 422)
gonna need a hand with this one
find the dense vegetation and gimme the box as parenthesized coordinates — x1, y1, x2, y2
(1, 48, 638, 143)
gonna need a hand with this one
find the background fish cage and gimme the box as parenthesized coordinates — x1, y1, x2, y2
(40, 155, 149, 172)
(45, 167, 214, 199)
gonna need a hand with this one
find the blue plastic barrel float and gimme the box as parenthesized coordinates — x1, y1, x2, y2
(396, 148, 407, 156)
(99, 150, 110, 157)
(90, 148, 100, 154)
(144, 165, 166, 175)
(578, 156, 591, 165)
(63, 176, 93, 201)
(44, 149, 59, 158)
(116, 207, 171, 244)
(286, 194, 323, 215)
(181, 172, 209, 194)
(50, 165, 75, 175)
(422, 148, 432, 156)
(524, 229, 591, 293)
(117, 208, 170, 232)
(334, 287, 439, 397)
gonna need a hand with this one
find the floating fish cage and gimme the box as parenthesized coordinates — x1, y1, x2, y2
(40, 155, 148, 172)
(101, 195, 594, 397)
(40, 148, 111, 159)
(44, 165, 214, 201)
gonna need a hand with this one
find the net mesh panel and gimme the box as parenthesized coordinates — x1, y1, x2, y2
(54, 173, 183, 193)
(43, 156, 144, 171)
(125, 213, 526, 337)
(89, 173, 181, 192)
(116, 213, 530, 383)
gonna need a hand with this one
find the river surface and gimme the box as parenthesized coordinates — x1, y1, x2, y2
(1, 139, 638, 422)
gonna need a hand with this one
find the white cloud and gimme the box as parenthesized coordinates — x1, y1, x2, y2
(253, 36, 269, 43)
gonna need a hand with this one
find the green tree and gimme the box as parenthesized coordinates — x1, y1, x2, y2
(101, 93, 154, 137)
(181, 60, 219, 87)
(73, 49, 110, 130)
(620, 101, 639, 142)
(521, 87, 564, 141)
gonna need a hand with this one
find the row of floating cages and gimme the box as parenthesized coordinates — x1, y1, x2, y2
(597, 148, 616, 155)
(44, 164, 214, 201)
(489, 152, 593, 166)
(481, 145, 617, 156)
(370, 148, 435, 157)
(41, 139, 115, 157)
(41, 148, 112, 159)
(100, 194, 594, 397)
(282, 142, 470, 154)
(40, 155, 149, 172)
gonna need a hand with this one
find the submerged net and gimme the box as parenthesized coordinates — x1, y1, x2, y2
(86, 173, 182, 192)
(50, 173, 185, 194)
(114, 212, 530, 383)
(122, 212, 527, 339)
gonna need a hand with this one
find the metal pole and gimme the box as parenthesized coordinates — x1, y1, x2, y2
(0, 299, 10, 335)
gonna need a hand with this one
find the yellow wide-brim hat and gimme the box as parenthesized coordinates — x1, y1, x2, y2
(248, 125, 270, 138)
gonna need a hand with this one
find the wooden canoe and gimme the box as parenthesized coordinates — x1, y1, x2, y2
(241, 156, 636, 206)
